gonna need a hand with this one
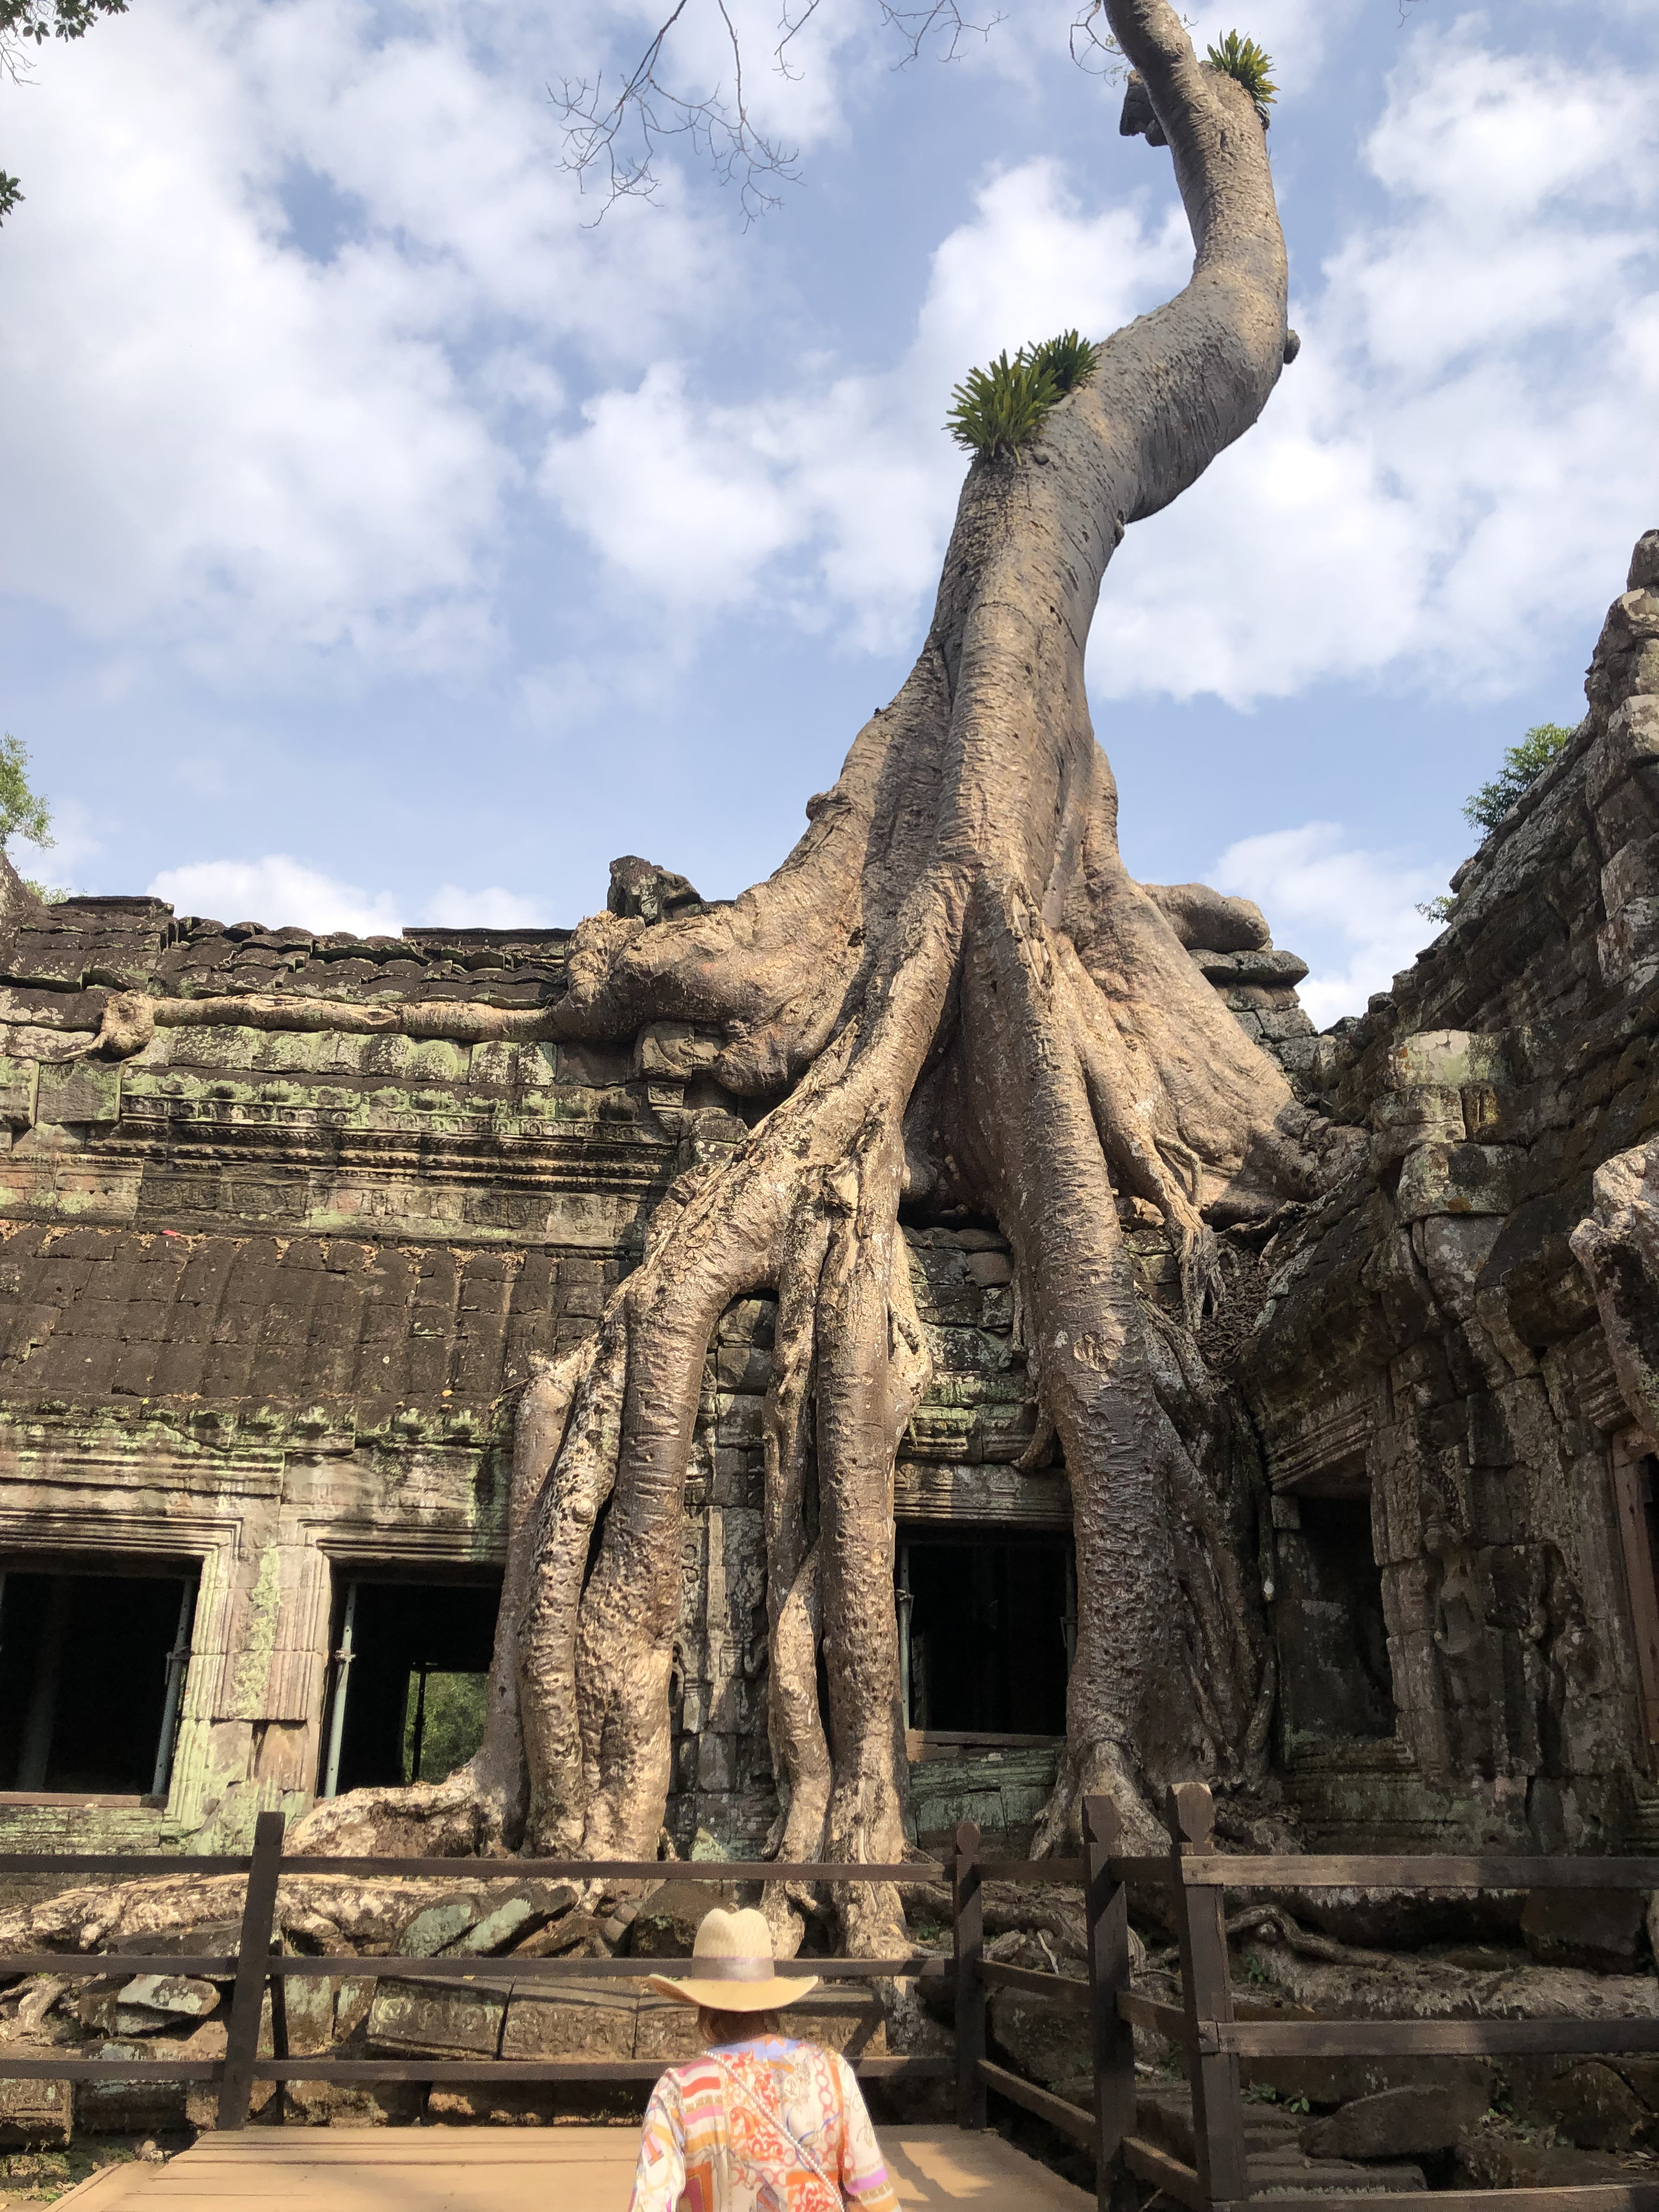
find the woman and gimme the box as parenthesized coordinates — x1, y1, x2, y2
(630, 1905, 901, 2211)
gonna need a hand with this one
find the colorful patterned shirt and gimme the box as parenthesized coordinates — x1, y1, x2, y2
(629, 2035, 901, 2211)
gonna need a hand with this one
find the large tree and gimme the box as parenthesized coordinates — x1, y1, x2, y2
(273, 0, 1334, 1939)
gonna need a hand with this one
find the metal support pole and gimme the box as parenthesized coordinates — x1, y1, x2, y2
(896, 1545, 914, 1727)
(321, 1583, 357, 1799)
(150, 1578, 197, 1801)
(408, 1660, 429, 1782)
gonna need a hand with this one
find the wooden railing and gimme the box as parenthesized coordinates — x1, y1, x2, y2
(8, 1790, 1659, 2212)
(952, 1782, 1659, 2212)
(0, 1818, 969, 2129)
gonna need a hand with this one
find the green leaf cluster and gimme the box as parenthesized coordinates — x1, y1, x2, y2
(946, 328, 1103, 461)
(0, 733, 68, 901)
(1205, 30, 1277, 111)
(1, 0, 128, 225)
(1463, 722, 1576, 833)
(1, 0, 127, 50)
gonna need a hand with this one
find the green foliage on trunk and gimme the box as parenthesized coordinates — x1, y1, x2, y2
(1206, 32, 1276, 112)
(1463, 722, 1577, 833)
(947, 329, 1103, 460)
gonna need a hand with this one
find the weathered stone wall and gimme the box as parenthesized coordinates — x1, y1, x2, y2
(1241, 529, 1659, 1852)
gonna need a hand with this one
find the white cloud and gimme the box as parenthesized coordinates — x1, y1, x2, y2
(1093, 24, 1659, 706)
(542, 159, 1188, 646)
(0, 0, 732, 672)
(1212, 822, 1445, 1026)
(542, 16, 1659, 704)
(423, 883, 550, 929)
(145, 855, 549, 935)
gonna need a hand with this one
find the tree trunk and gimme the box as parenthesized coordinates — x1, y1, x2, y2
(290, 0, 1335, 1930)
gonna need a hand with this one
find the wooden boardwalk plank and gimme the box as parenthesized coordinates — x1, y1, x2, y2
(67, 2126, 1091, 2208)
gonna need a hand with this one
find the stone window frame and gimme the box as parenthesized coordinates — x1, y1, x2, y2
(0, 1503, 236, 1818)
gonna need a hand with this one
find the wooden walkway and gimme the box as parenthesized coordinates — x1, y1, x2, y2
(59, 2125, 1094, 2208)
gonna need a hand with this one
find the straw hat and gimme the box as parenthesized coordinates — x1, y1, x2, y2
(645, 1907, 820, 2012)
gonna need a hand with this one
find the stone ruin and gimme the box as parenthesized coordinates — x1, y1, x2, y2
(3, 530, 1659, 2177)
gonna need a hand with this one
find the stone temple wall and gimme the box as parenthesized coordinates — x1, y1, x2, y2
(1239, 528, 1659, 1856)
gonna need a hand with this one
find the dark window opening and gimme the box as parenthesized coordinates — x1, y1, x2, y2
(0, 1566, 196, 1797)
(320, 1575, 501, 1796)
(896, 1535, 1071, 1735)
(1274, 1494, 1394, 1745)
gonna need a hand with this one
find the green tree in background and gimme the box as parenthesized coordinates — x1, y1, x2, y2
(1, 0, 129, 222)
(0, 733, 68, 900)
(1463, 723, 1577, 834)
(1418, 722, 1579, 926)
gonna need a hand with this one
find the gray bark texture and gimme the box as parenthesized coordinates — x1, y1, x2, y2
(269, 0, 1335, 1937)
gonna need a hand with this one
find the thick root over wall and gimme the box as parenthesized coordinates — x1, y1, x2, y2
(203, 0, 1353, 1941)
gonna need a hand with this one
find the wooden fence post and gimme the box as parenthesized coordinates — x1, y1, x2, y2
(217, 1809, 285, 2131)
(1083, 1794, 1135, 2211)
(1167, 1783, 1247, 2210)
(952, 1818, 987, 2130)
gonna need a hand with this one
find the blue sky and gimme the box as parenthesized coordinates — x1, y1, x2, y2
(2, 0, 1656, 1022)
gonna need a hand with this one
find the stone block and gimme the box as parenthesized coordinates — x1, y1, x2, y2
(1243, 2042, 1493, 2111)
(501, 1979, 638, 2059)
(77, 2046, 192, 2133)
(1601, 834, 1659, 915)
(629, 1880, 736, 1958)
(1520, 1885, 1646, 1970)
(278, 1973, 335, 2054)
(0, 2078, 71, 2147)
(697, 1733, 738, 1791)
(0, 1055, 35, 1129)
(716, 1340, 773, 1391)
(454, 1891, 576, 1956)
(1455, 2133, 1624, 2190)
(116, 1972, 220, 2023)
(34, 1058, 121, 1127)
(1395, 1142, 1524, 1222)
(1372, 1086, 1465, 1167)
(1587, 695, 1659, 811)
(397, 1898, 480, 1955)
(988, 1984, 1092, 2107)
(714, 1393, 764, 1447)
(1599, 898, 1659, 983)
(1547, 2062, 1650, 2152)
(963, 1249, 1013, 1286)
(1387, 1031, 1510, 1092)
(1305, 2081, 1490, 2159)
(789, 1987, 888, 2057)
(717, 1297, 777, 1346)
(366, 1974, 511, 2058)
(634, 1991, 705, 2060)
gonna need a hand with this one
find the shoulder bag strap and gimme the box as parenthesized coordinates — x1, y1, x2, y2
(712, 2051, 844, 2206)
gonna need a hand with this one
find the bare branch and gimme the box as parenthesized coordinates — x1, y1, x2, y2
(868, 0, 1003, 71)
(553, 0, 1004, 223)
(552, 0, 801, 225)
